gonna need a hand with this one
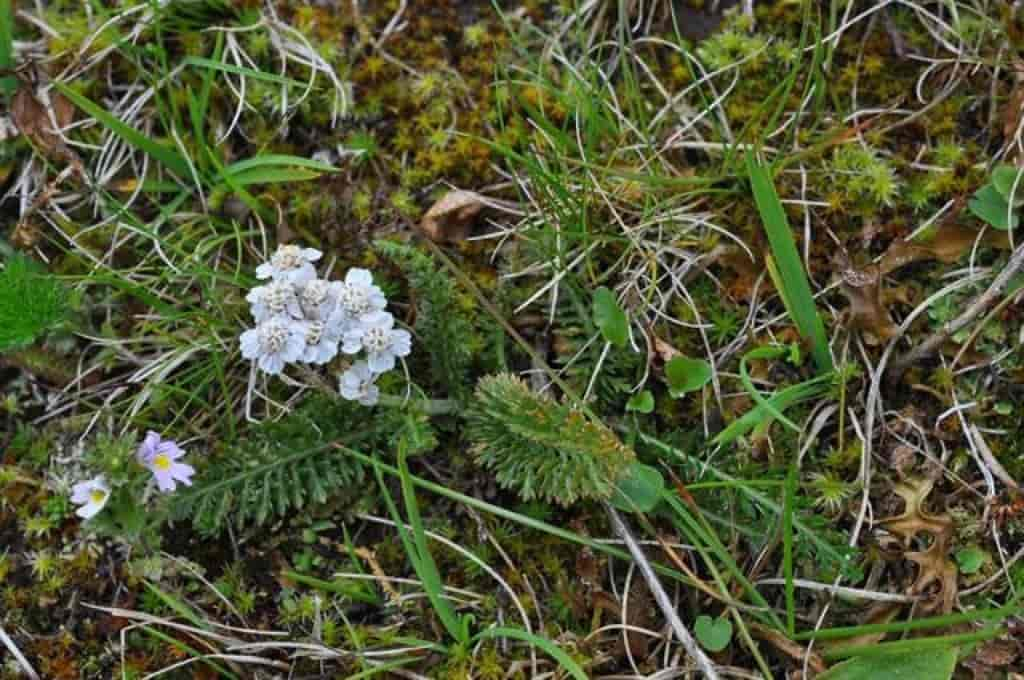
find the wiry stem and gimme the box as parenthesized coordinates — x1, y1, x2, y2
(889, 240, 1024, 375)
(606, 504, 721, 680)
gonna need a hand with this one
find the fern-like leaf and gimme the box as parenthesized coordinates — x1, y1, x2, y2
(0, 255, 69, 353)
(467, 374, 635, 506)
(167, 395, 376, 534)
(374, 239, 476, 400)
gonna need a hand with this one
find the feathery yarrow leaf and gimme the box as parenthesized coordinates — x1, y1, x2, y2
(167, 395, 367, 534)
(467, 374, 635, 506)
(0, 255, 69, 352)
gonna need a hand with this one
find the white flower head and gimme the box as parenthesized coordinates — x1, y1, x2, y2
(71, 476, 111, 519)
(255, 245, 322, 285)
(299, 310, 347, 364)
(342, 311, 412, 373)
(246, 281, 302, 322)
(339, 361, 380, 406)
(240, 317, 307, 375)
(337, 268, 387, 320)
(298, 278, 344, 320)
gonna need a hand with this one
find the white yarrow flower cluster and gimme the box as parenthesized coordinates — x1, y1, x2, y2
(240, 244, 411, 405)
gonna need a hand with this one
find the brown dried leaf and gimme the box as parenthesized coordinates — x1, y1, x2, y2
(905, 536, 958, 614)
(823, 603, 901, 654)
(718, 245, 762, 300)
(880, 477, 958, 614)
(11, 85, 47, 139)
(1005, 82, 1024, 143)
(51, 91, 75, 131)
(839, 264, 897, 345)
(652, 333, 682, 363)
(751, 622, 827, 675)
(419, 189, 485, 243)
(974, 639, 1019, 669)
(881, 477, 952, 541)
(880, 223, 1011, 275)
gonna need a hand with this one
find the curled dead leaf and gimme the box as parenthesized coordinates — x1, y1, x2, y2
(652, 333, 682, 363)
(419, 189, 485, 243)
(839, 264, 898, 344)
(880, 476, 958, 614)
(905, 537, 958, 614)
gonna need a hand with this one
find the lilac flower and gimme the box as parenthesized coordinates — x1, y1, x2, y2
(255, 245, 322, 285)
(246, 281, 302, 322)
(339, 361, 380, 406)
(341, 311, 412, 372)
(298, 278, 343, 320)
(299, 310, 347, 364)
(240, 317, 307, 375)
(137, 431, 195, 493)
(70, 476, 110, 519)
(336, 268, 386, 320)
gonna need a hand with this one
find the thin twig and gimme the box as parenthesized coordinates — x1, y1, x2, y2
(606, 505, 721, 680)
(0, 624, 40, 680)
(889, 241, 1024, 375)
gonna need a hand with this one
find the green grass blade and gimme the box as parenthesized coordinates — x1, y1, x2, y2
(55, 83, 192, 178)
(746, 153, 833, 372)
(783, 462, 797, 636)
(0, 0, 14, 98)
(474, 626, 588, 680)
(222, 154, 338, 176)
(794, 599, 1023, 641)
(712, 374, 832, 447)
(283, 570, 380, 605)
(183, 56, 306, 87)
(396, 442, 468, 644)
(821, 628, 1002, 661)
(139, 627, 238, 680)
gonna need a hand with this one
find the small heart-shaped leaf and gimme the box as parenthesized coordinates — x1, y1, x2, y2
(694, 615, 732, 652)
(593, 287, 629, 348)
(969, 184, 1018, 230)
(626, 390, 654, 414)
(665, 356, 712, 398)
(610, 462, 664, 513)
(991, 165, 1024, 205)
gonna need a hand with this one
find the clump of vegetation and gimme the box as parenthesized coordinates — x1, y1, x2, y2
(0, 254, 69, 352)
(467, 373, 635, 506)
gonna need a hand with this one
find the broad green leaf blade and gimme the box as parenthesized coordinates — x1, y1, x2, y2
(54, 83, 192, 178)
(991, 165, 1024, 204)
(593, 286, 628, 348)
(610, 462, 664, 513)
(969, 184, 1018, 230)
(665, 355, 712, 398)
(746, 153, 833, 372)
(818, 647, 956, 680)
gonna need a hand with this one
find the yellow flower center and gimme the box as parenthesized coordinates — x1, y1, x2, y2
(153, 454, 172, 471)
(90, 489, 106, 504)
